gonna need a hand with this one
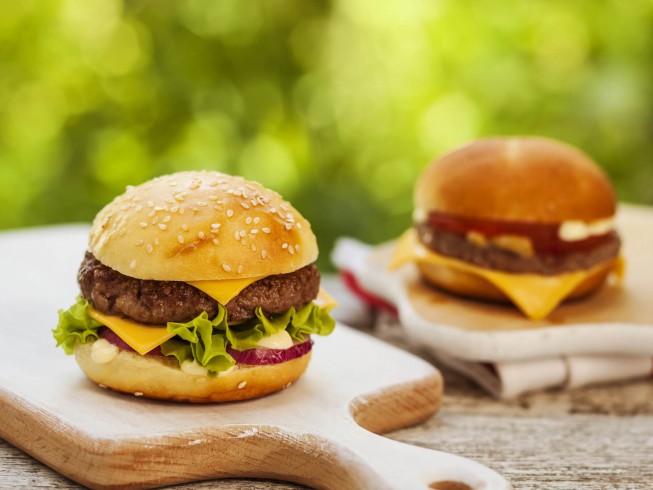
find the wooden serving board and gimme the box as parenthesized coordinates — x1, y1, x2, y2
(0, 225, 509, 490)
(353, 205, 653, 362)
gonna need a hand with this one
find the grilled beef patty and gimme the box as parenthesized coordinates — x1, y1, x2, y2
(416, 225, 620, 275)
(78, 252, 320, 325)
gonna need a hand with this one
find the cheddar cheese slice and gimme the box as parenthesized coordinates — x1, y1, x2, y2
(88, 308, 175, 355)
(315, 287, 339, 309)
(187, 276, 265, 305)
(390, 229, 618, 320)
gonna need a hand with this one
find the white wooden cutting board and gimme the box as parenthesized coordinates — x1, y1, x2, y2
(0, 226, 509, 490)
(351, 205, 653, 362)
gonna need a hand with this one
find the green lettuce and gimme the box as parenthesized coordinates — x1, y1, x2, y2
(52, 296, 103, 354)
(53, 297, 336, 375)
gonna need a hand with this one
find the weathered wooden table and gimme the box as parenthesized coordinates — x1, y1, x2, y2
(2, 361, 651, 489)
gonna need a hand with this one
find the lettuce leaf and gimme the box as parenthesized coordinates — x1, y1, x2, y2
(54, 296, 336, 376)
(162, 308, 235, 375)
(52, 296, 103, 354)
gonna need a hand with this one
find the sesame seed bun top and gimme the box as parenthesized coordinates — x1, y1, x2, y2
(414, 137, 617, 223)
(89, 171, 318, 281)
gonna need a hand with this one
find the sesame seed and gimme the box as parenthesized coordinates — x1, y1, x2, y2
(237, 265, 243, 274)
(171, 205, 179, 213)
(239, 230, 246, 237)
(139, 222, 148, 228)
(282, 243, 288, 249)
(177, 235, 184, 244)
(129, 260, 136, 270)
(147, 201, 154, 208)
(179, 207, 185, 215)
(214, 206, 221, 211)
(158, 224, 167, 230)
(246, 184, 256, 191)
(295, 244, 300, 251)
(222, 264, 232, 272)
(119, 229, 126, 236)
(262, 227, 271, 233)
(154, 237, 160, 245)
(211, 223, 220, 229)
(250, 229, 258, 234)
(163, 215, 171, 223)
(152, 216, 159, 224)
(280, 204, 288, 211)
(238, 381, 247, 389)
(135, 239, 144, 246)
(209, 180, 218, 187)
(240, 202, 250, 209)
(270, 207, 277, 213)
(240, 238, 248, 246)
(165, 198, 174, 204)
(197, 201, 207, 207)
(261, 250, 267, 259)
(135, 204, 142, 211)
(154, 206, 164, 211)
(174, 194, 185, 202)
(251, 243, 257, 252)
(134, 392, 143, 397)
(198, 231, 205, 239)
(285, 223, 293, 230)
(234, 231, 240, 240)
(226, 210, 234, 218)
(253, 217, 260, 224)
(296, 223, 302, 229)
(208, 195, 218, 201)
(288, 245, 295, 255)
(146, 244, 153, 254)
(213, 238, 219, 246)
(169, 181, 178, 187)
(246, 217, 252, 225)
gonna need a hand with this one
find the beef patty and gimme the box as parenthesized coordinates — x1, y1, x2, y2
(416, 225, 620, 275)
(78, 252, 320, 325)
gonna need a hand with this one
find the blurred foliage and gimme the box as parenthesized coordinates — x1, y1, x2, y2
(1, 0, 652, 269)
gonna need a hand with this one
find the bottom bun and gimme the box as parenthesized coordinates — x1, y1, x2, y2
(74, 342, 311, 403)
(417, 258, 616, 304)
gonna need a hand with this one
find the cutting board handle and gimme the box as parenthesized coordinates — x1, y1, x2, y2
(331, 424, 511, 490)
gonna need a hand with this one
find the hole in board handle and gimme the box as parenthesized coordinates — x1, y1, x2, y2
(429, 481, 473, 490)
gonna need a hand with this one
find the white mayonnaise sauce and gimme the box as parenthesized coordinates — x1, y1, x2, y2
(558, 218, 614, 241)
(91, 339, 119, 364)
(257, 330, 294, 350)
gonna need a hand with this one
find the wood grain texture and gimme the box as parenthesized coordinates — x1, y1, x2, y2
(3, 367, 652, 489)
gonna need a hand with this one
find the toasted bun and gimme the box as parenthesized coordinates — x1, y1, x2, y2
(415, 137, 617, 223)
(89, 171, 317, 281)
(416, 259, 616, 305)
(74, 342, 311, 403)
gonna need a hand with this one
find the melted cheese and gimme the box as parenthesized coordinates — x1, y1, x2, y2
(188, 276, 266, 305)
(390, 230, 619, 320)
(88, 308, 175, 355)
(314, 287, 339, 309)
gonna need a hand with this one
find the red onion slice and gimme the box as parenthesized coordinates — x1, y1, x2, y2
(227, 339, 313, 366)
(97, 327, 312, 365)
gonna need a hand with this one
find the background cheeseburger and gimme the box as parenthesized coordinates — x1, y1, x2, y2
(391, 136, 623, 320)
(53, 171, 336, 402)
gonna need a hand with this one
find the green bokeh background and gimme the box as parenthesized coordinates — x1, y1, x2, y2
(2, 0, 652, 269)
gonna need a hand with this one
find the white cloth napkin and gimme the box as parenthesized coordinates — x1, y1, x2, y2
(329, 238, 652, 398)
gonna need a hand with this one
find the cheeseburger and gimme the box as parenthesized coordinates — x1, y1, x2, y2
(391, 136, 623, 320)
(53, 171, 336, 402)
